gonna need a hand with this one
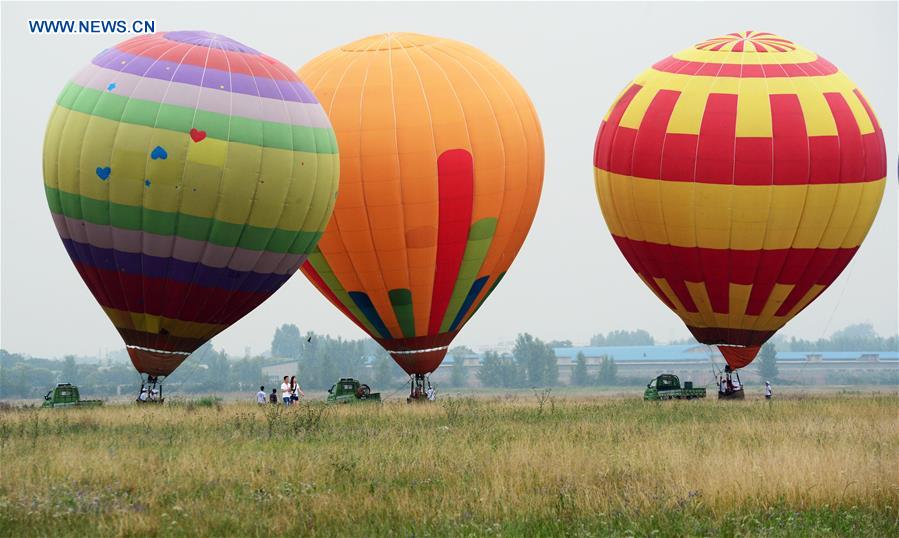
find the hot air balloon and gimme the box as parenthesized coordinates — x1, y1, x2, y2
(593, 31, 886, 374)
(43, 31, 339, 395)
(297, 33, 543, 399)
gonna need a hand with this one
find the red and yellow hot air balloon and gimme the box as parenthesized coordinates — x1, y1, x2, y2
(297, 33, 543, 393)
(593, 31, 886, 370)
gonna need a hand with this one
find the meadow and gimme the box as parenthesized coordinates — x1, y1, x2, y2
(1, 391, 896, 537)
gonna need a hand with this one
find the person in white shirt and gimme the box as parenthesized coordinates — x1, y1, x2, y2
(732, 377, 741, 391)
(290, 376, 304, 402)
(280, 376, 292, 406)
(765, 381, 773, 399)
(138, 388, 148, 402)
(426, 386, 436, 401)
(256, 386, 267, 404)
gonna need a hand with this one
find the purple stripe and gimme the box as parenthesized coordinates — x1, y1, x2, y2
(92, 48, 318, 104)
(62, 238, 290, 294)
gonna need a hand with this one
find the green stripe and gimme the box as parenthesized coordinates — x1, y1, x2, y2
(388, 288, 416, 338)
(58, 82, 338, 154)
(46, 186, 322, 254)
(471, 271, 505, 318)
(306, 250, 378, 337)
(440, 218, 498, 332)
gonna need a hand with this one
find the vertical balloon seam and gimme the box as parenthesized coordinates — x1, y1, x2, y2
(144, 38, 208, 357)
(82, 44, 144, 350)
(409, 42, 476, 339)
(160, 39, 233, 357)
(743, 49, 810, 338)
(393, 37, 442, 338)
(424, 43, 510, 334)
(385, 37, 417, 339)
(426, 44, 507, 334)
(355, 35, 402, 339)
(298, 51, 375, 337)
(339, 35, 401, 339)
(740, 45, 783, 339)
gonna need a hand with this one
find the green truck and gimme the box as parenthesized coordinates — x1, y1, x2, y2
(41, 383, 103, 408)
(326, 378, 381, 404)
(643, 374, 706, 401)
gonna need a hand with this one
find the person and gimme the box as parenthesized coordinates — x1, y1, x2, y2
(256, 386, 267, 404)
(149, 387, 159, 401)
(290, 376, 305, 402)
(426, 385, 436, 401)
(138, 388, 148, 402)
(732, 376, 741, 391)
(765, 381, 772, 400)
(726, 376, 734, 393)
(269, 388, 278, 404)
(719, 376, 726, 394)
(281, 376, 292, 406)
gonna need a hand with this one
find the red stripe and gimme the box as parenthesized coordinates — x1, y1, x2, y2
(611, 235, 859, 316)
(688, 326, 775, 348)
(696, 93, 737, 184)
(594, 84, 643, 169)
(633, 90, 681, 179)
(117, 329, 206, 354)
(771, 94, 810, 185)
(652, 55, 838, 78)
(376, 332, 458, 375)
(853, 89, 887, 180)
(72, 264, 272, 325)
(428, 149, 475, 335)
(598, 129, 882, 185)
(825, 93, 866, 182)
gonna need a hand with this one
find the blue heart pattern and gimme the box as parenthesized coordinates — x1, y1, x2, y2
(96, 167, 111, 180)
(151, 146, 168, 160)
(107, 82, 117, 91)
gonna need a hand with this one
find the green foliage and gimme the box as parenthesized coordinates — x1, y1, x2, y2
(271, 324, 302, 358)
(590, 329, 655, 346)
(571, 352, 590, 386)
(784, 323, 897, 352)
(513, 333, 557, 387)
(596, 355, 618, 386)
(60, 356, 78, 384)
(758, 342, 779, 381)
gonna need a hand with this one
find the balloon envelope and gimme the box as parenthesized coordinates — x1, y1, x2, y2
(298, 33, 544, 374)
(43, 31, 339, 376)
(593, 31, 886, 368)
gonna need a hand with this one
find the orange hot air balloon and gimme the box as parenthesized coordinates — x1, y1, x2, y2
(593, 31, 886, 370)
(297, 33, 543, 392)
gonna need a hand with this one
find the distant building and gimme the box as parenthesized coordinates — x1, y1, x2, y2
(261, 360, 298, 384)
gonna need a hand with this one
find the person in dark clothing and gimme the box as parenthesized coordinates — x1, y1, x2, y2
(269, 388, 278, 404)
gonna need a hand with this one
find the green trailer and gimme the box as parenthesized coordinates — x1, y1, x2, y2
(41, 383, 103, 408)
(326, 378, 381, 404)
(643, 374, 706, 401)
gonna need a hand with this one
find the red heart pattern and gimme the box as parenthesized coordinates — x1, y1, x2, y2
(189, 128, 207, 143)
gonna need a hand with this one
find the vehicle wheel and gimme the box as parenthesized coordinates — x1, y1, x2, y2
(356, 384, 371, 399)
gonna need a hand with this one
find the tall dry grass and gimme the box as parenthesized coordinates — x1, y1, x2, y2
(1, 393, 896, 536)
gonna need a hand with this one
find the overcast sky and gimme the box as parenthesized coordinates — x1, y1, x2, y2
(2, 2, 896, 359)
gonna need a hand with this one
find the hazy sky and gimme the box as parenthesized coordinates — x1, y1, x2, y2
(2, 2, 897, 358)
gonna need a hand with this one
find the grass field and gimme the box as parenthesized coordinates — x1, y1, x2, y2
(1, 391, 897, 536)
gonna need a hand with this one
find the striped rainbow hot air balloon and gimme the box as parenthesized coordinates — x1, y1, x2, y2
(593, 31, 886, 369)
(297, 33, 544, 380)
(43, 31, 339, 378)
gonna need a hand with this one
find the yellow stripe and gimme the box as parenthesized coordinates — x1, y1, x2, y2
(673, 47, 818, 65)
(103, 307, 224, 339)
(47, 108, 339, 228)
(735, 79, 772, 137)
(594, 170, 886, 250)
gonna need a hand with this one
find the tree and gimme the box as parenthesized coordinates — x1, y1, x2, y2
(450, 355, 468, 387)
(373, 353, 395, 389)
(271, 324, 302, 358)
(478, 351, 504, 387)
(757, 343, 778, 381)
(61, 356, 78, 383)
(590, 329, 654, 347)
(547, 340, 573, 349)
(596, 356, 618, 385)
(571, 352, 589, 386)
